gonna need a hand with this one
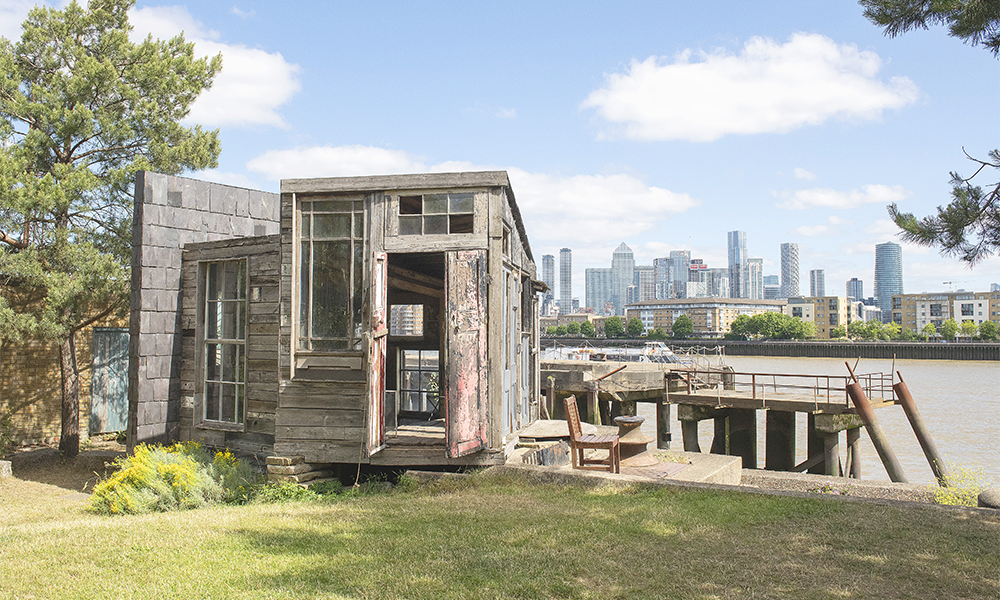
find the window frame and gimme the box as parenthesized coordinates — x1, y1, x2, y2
(200, 259, 248, 429)
(295, 194, 367, 356)
(394, 191, 477, 236)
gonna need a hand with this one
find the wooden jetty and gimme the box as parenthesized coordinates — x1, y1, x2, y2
(541, 359, 936, 482)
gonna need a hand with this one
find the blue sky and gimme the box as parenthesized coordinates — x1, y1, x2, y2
(3, 1, 998, 301)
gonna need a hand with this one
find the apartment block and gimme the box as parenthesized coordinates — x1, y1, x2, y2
(782, 296, 850, 339)
(625, 298, 785, 337)
(893, 291, 1000, 333)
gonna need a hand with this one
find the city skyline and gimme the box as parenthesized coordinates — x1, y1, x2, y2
(7, 3, 994, 299)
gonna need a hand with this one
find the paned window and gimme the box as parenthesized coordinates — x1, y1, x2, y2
(398, 192, 474, 235)
(399, 350, 440, 413)
(299, 197, 365, 351)
(204, 260, 246, 424)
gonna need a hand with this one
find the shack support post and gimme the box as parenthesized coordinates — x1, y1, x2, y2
(584, 382, 599, 426)
(894, 373, 949, 485)
(765, 410, 795, 471)
(846, 427, 861, 478)
(656, 397, 671, 449)
(729, 408, 757, 469)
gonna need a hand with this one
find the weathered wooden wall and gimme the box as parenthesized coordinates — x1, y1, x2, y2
(179, 235, 280, 455)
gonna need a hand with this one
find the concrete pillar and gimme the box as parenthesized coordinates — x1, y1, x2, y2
(807, 413, 825, 475)
(823, 432, 840, 477)
(729, 408, 757, 469)
(585, 382, 599, 426)
(846, 427, 862, 478)
(681, 420, 701, 452)
(765, 410, 795, 471)
(656, 399, 671, 450)
(710, 415, 727, 455)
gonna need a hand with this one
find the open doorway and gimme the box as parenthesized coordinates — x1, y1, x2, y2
(384, 252, 446, 446)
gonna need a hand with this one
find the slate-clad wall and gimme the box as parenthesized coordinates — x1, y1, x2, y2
(128, 171, 280, 448)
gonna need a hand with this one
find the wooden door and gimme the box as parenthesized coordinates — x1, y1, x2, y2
(367, 253, 388, 456)
(444, 250, 488, 457)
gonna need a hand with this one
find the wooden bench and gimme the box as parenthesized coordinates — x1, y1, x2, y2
(564, 395, 620, 473)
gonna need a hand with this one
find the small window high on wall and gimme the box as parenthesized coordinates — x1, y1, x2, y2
(204, 260, 246, 424)
(398, 193, 474, 235)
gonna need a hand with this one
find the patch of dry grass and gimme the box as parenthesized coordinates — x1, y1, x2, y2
(0, 469, 997, 599)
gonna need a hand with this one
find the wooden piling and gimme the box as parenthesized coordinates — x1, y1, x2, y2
(894, 372, 949, 485)
(656, 399, 671, 449)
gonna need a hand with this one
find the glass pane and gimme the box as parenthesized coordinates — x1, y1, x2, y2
(450, 193, 474, 213)
(206, 343, 220, 380)
(402, 391, 421, 411)
(206, 301, 220, 339)
(313, 200, 354, 213)
(299, 242, 310, 344)
(223, 262, 242, 299)
(401, 370, 421, 391)
(311, 241, 351, 339)
(313, 213, 351, 238)
(220, 344, 239, 382)
(237, 303, 246, 340)
(353, 211, 364, 238)
(220, 383, 236, 422)
(353, 242, 363, 337)
(423, 194, 448, 214)
(205, 382, 219, 421)
(423, 350, 439, 366)
(402, 349, 420, 369)
(399, 195, 422, 215)
(424, 215, 447, 235)
(420, 371, 438, 391)
(399, 216, 421, 235)
(207, 263, 221, 301)
(221, 301, 238, 339)
(449, 214, 473, 233)
(300, 212, 310, 238)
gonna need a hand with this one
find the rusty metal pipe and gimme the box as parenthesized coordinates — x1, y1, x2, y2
(846, 379, 907, 482)
(894, 372, 950, 486)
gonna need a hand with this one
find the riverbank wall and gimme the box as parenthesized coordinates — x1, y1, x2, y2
(541, 338, 999, 361)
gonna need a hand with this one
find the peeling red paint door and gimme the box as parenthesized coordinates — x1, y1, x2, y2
(445, 250, 488, 457)
(367, 252, 388, 456)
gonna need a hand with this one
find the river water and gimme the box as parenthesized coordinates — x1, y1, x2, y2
(636, 355, 998, 485)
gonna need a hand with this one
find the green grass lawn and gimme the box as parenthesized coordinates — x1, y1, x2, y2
(1, 470, 997, 600)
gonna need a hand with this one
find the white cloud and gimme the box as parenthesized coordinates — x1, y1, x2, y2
(130, 5, 301, 128)
(794, 167, 816, 180)
(582, 33, 919, 142)
(247, 145, 427, 180)
(0, 0, 40, 41)
(495, 108, 517, 119)
(794, 225, 829, 237)
(245, 144, 700, 246)
(775, 184, 911, 210)
(230, 6, 255, 19)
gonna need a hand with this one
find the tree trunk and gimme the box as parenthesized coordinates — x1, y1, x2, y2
(58, 333, 80, 458)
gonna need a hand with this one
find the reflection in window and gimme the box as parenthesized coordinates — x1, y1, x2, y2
(398, 193, 474, 235)
(299, 197, 364, 351)
(204, 260, 246, 424)
(399, 350, 439, 415)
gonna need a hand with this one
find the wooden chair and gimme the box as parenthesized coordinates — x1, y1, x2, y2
(563, 395, 620, 473)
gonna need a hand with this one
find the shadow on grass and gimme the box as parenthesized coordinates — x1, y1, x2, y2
(218, 476, 1000, 600)
(8, 446, 124, 492)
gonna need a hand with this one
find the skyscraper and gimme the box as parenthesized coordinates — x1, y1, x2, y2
(809, 269, 825, 297)
(780, 243, 800, 298)
(728, 230, 748, 298)
(653, 257, 672, 299)
(541, 254, 555, 314)
(559, 247, 572, 315)
(874, 242, 903, 323)
(611, 242, 635, 315)
(747, 257, 763, 300)
(585, 268, 613, 314)
(669, 250, 690, 298)
(846, 277, 863, 302)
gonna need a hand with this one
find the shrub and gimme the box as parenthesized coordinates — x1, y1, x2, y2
(254, 480, 320, 503)
(930, 464, 992, 506)
(88, 442, 261, 515)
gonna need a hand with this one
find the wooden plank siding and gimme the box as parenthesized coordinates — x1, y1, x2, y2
(178, 235, 281, 454)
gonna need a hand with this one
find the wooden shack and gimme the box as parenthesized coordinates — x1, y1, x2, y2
(169, 171, 542, 468)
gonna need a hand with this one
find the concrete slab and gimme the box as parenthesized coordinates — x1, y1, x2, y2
(0, 460, 10, 479)
(517, 419, 605, 439)
(665, 451, 742, 485)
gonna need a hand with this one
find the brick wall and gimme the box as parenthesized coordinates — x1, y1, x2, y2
(1, 326, 103, 446)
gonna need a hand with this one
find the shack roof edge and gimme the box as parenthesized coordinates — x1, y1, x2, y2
(280, 171, 510, 194)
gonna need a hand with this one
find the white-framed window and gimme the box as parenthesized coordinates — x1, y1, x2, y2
(298, 196, 365, 351)
(204, 260, 246, 424)
(399, 349, 440, 414)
